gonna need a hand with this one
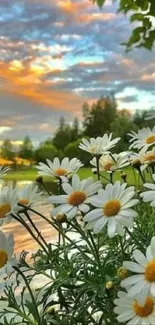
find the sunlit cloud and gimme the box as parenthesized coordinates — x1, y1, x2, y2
(0, 0, 155, 142)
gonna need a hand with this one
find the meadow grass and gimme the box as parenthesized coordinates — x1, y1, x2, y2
(3, 166, 147, 186)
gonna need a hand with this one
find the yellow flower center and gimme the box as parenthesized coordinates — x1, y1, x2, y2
(68, 191, 86, 206)
(133, 297, 154, 317)
(146, 135, 155, 144)
(144, 154, 155, 162)
(19, 199, 29, 206)
(55, 168, 67, 176)
(103, 163, 113, 171)
(0, 250, 8, 268)
(145, 260, 155, 282)
(104, 200, 121, 217)
(0, 203, 11, 219)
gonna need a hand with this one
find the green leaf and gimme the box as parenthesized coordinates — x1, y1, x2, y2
(130, 13, 144, 22)
(150, 0, 155, 16)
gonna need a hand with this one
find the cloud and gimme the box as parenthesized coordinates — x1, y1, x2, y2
(0, 0, 155, 142)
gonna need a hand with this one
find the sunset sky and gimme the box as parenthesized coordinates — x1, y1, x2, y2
(0, 0, 155, 144)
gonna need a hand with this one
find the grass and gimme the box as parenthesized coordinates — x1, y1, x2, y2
(3, 166, 146, 186)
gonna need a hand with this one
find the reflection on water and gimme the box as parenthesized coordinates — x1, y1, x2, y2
(1, 180, 58, 254)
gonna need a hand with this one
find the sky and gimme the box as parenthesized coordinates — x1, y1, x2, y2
(0, 0, 155, 145)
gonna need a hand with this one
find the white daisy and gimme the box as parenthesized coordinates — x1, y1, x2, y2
(140, 176, 155, 207)
(0, 230, 16, 289)
(36, 157, 83, 180)
(79, 133, 120, 155)
(84, 181, 138, 237)
(90, 152, 129, 173)
(128, 127, 155, 151)
(121, 237, 155, 298)
(49, 174, 102, 219)
(130, 149, 155, 171)
(114, 290, 155, 324)
(17, 183, 43, 209)
(145, 111, 155, 121)
(0, 186, 18, 226)
(0, 165, 10, 178)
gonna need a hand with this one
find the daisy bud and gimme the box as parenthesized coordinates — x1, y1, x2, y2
(117, 267, 129, 279)
(56, 213, 67, 224)
(46, 306, 56, 315)
(120, 172, 127, 181)
(35, 176, 43, 183)
(131, 159, 141, 169)
(105, 281, 113, 290)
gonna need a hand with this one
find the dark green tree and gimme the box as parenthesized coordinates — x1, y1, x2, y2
(83, 96, 117, 137)
(110, 109, 137, 152)
(71, 117, 80, 142)
(19, 136, 34, 159)
(1, 139, 14, 160)
(35, 143, 59, 163)
(53, 117, 72, 150)
(91, 0, 155, 50)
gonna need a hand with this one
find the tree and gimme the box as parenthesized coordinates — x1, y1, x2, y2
(83, 96, 117, 137)
(35, 143, 59, 163)
(64, 139, 91, 166)
(1, 139, 15, 160)
(71, 117, 80, 142)
(91, 0, 155, 50)
(53, 118, 72, 150)
(19, 136, 34, 160)
(110, 110, 137, 152)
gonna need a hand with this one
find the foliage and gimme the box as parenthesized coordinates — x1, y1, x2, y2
(34, 143, 59, 163)
(92, 0, 155, 50)
(19, 136, 34, 160)
(111, 110, 137, 152)
(64, 139, 90, 166)
(1, 139, 15, 160)
(83, 96, 117, 137)
(2, 127, 155, 324)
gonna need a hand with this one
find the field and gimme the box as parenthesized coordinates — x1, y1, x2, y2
(3, 166, 146, 186)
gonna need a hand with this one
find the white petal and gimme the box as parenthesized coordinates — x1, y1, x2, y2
(133, 250, 148, 267)
(123, 261, 144, 273)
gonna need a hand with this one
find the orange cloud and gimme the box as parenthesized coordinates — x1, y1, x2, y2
(0, 60, 86, 113)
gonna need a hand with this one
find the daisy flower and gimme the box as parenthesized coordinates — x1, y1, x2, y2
(90, 152, 129, 173)
(49, 174, 102, 219)
(0, 230, 16, 289)
(79, 133, 120, 155)
(17, 183, 43, 209)
(128, 127, 155, 151)
(0, 186, 18, 226)
(130, 149, 155, 171)
(84, 181, 138, 237)
(140, 175, 155, 206)
(0, 165, 10, 178)
(36, 157, 83, 181)
(114, 290, 155, 324)
(121, 237, 155, 298)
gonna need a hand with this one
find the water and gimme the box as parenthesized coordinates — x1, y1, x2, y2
(1, 180, 58, 254)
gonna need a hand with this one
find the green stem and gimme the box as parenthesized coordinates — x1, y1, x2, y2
(21, 205, 95, 265)
(110, 172, 114, 184)
(23, 209, 49, 250)
(96, 155, 100, 181)
(12, 213, 48, 255)
(88, 230, 101, 266)
(126, 228, 144, 252)
(14, 266, 41, 325)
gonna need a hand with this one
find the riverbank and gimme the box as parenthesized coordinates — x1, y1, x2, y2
(3, 166, 142, 185)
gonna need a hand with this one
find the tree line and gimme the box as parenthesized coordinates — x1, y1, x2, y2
(1, 95, 155, 166)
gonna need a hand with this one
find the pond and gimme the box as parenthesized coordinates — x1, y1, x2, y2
(1, 180, 58, 254)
